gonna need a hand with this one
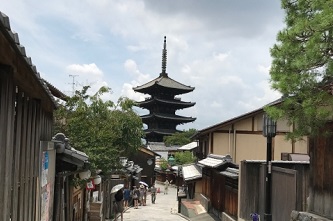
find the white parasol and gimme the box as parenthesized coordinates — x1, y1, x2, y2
(110, 184, 124, 194)
(139, 181, 148, 187)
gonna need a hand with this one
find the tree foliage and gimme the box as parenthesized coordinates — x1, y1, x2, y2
(163, 128, 197, 146)
(159, 158, 169, 170)
(175, 151, 197, 165)
(54, 86, 144, 174)
(268, 0, 333, 140)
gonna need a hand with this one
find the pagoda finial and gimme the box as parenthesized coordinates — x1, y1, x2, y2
(161, 36, 167, 76)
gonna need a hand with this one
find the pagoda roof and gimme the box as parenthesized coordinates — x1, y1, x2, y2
(133, 74, 194, 95)
(141, 113, 196, 123)
(144, 128, 180, 136)
(133, 36, 194, 95)
(136, 97, 195, 108)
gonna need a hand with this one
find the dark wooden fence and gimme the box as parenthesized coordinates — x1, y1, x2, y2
(201, 168, 238, 219)
(0, 71, 54, 221)
(308, 122, 333, 219)
(239, 161, 309, 221)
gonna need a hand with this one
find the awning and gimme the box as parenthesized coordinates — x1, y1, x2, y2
(182, 164, 202, 181)
(220, 167, 239, 179)
(198, 154, 232, 168)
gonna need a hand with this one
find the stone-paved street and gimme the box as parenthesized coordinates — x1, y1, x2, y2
(114, 183, 189, 221)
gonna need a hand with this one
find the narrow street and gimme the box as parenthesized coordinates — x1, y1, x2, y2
(116, 183, 189, 221)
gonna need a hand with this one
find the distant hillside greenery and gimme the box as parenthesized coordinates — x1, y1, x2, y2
(163, 128, 197, 146)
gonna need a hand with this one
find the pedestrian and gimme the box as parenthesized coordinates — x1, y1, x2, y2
(150, 184, 157, 204)
(123, 186, 131, 209)
(132, 186, 140, 209)
(114, 189, 124, 221)
(139, 185, 145, 206)
(164, 180, 170, 195)
(143, 186, 147, 206)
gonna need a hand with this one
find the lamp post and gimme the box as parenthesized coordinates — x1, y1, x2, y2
(262, 113, 277, 221)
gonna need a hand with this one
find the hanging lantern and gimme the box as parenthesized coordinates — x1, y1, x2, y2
(93, 175, 102, 185)
(79, 170, 91, 180)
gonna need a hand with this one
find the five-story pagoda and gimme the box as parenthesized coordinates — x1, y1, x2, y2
(133, 36, 196, 142)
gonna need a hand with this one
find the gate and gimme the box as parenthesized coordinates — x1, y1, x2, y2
(271, 166, 297, 221)
(239, 161, 308, 221)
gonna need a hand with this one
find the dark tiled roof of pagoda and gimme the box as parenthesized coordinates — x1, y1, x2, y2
(136, 97, 195, 108)
(133, 74, 194, 94)
(144, 128, 181, 136)
(141, 113, 196, 123)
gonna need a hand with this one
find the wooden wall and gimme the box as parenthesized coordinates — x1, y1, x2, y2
(239, 161, 309, 221)
(308, 122, 333, 219)
(0, 67, 54, 221)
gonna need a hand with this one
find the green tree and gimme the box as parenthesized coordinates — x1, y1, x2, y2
(268, 0, 333, 140)
(54, 86, 144, 173)
(163, 128, 197, 146)
(175, 151, 196, 165)
(159, 158, 169, 170)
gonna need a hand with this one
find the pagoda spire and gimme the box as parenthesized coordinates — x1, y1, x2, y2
(161, 36, 168, 77)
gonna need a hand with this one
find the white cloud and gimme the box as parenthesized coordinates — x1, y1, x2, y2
(257, 64, 271, 75)
(1, 0, 286, 131)
(66, 63, 103, 77)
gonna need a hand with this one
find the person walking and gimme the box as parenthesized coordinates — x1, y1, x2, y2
(139, 185, 145, 206)
(132, 186, 140, 209)
(123, 186, 131, 209)
(143, 186, 147, 206)
(164, 180, 170, 195)
(150, 184, 157, 204)
(114, 189, 124, 221)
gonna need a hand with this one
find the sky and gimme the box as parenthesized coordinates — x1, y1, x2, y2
(1, 0, 284, 131)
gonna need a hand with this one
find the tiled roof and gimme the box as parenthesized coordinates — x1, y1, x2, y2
(0, 12, 57, 107)
(182, 164, 202, 181)
(220, 167, 239, 179)
(147, 142, 180, 151)
(244, 160, 310, 164)
(133, 75, 194, 92)
(193, 97, 284, 137)
(43, 79, 68, 101)
(198, 154, 232, 168)
(144, 128, 178, 136)
(136, 97, 195, 108)
(141, 113, 196, 122)
(178, 142, 198, 150)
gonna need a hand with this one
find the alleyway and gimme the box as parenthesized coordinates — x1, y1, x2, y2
(114, 183, 189, 221)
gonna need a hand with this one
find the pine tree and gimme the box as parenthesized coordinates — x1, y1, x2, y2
(268, 0, 333, 140)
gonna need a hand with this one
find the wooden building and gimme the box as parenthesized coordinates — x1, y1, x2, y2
(0, 11, 57, 221)
(198, 154, 239, 219)
(192, 99, 310, 220)
(133, 36, 196, 142)
(52, 133, 90, 221)
(128, 147, 161, 187)
(192, 98, 308, 164)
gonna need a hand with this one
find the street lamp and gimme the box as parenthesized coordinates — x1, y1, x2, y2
(262, 113, 277, 221)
